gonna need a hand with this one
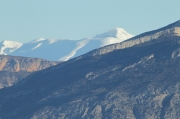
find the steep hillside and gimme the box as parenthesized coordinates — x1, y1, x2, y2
(0, 21, 180, 119)
(0, 55, 57, 72)
(0, 71, 30, 89)
(87, 20, 180, 56)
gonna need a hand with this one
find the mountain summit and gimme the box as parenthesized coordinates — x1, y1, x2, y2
(4, 28, 133, 61)
(87, 20, 180, 56)
(0, 20, 180, 119)
(94, 28, 133, 39)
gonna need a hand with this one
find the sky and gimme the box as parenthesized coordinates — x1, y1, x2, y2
(0, 0, 180, 43)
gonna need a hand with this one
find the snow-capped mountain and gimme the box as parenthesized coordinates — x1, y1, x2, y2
(2, 28, 133, 61)
(0, 40, 22, 55)
(2, 20, 180, 119)
(94, 28, 133, 39)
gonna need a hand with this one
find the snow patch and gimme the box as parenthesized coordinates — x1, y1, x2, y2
(0, 40, 22, 55)
(59, 39, 89, 61)
(100, 37, 127, 47)
(94, 28, 133, 40)
(30, 38, 45, 43)
(48, 39, 59, 44)
(31, 43, 42, 50)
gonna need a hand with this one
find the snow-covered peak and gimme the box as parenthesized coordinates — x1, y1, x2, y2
(5, 28, 134, 61)
(94, 28, 133, 40)
(2, 40, 21, 46)
(115, 28, 134, 39)
(0, 40, 22, 55)
(30, 38, 46, 43)
(29, 38, 63, 44)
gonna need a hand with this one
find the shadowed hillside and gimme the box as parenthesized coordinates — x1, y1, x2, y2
(0, 20, 180, 119)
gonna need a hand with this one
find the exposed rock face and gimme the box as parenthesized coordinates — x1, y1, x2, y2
(0, 55, 57, 72)
(0, 21, 180, 119)
(0, 55, 58, 89)
(87, 20, 180, 56)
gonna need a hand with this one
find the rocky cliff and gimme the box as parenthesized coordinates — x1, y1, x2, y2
(0, 55, 57, 72)
(86, 20, 180, 56)
(0, 55, 58, 89)
(0, 21, 180, 119)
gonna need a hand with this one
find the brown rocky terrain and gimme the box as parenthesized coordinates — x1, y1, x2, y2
(0, 55, 59, 88)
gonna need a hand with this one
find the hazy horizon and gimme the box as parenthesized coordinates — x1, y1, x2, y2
(1, 0, 180, 43)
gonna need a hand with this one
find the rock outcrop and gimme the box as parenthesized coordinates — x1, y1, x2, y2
(0, 55, 57, 72)
(0, 55, 58, 89)
(0, 21, 180, 119)
(86, 20, 180, 56)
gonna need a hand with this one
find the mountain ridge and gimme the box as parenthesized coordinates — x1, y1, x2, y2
(0, 40, 22, 55)
(94, 28, 133, 39)
(0, 28, 133, 61)
(0, 55, 59, 89)
(84, 20, 180, 57)
(0, 20, 180, 118)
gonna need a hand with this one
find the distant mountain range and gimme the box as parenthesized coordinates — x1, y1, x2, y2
(0, 20, 180, 119)
(0, 28, 133, 61)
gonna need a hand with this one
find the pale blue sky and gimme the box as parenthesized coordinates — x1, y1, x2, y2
(0, 0, 180, 43)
